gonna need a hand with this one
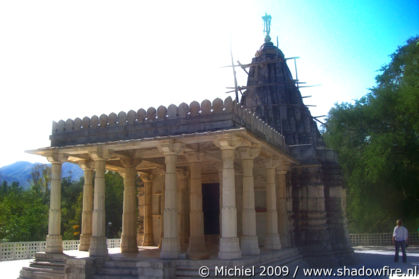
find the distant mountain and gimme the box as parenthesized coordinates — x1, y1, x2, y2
(0, 161, 83, 189)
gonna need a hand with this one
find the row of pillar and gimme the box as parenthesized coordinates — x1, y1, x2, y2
(46, 155, 138, 257)
(216, 145, 287, 258)
(45, 144, 290, 260)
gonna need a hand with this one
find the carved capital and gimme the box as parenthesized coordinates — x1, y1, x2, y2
(89, 146, 110, 161)
(264, 157, 280, 169)
(184, 151, 204, 163)
(138, 172, 152, 183)
(158, 140, 184, 156)
(151, 167, 165, 176)
(278, 170, 287, 175)
(120, 158, 141, 169)
(213, 135, 249, 150)
(276, 160, 292, 174)
(78, 160, 94, 171)
(176, 167, 188, 178)
(238, 146, 261, 160)
(46, 150, 67, 164)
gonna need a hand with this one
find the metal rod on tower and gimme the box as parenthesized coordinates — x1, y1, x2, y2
(237, 61, 249, 75)
(230, 47, 239, 102)
(294, 58, 299, 89)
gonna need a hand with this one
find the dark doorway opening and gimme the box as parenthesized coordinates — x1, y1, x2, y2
(202, 183, 220, 235)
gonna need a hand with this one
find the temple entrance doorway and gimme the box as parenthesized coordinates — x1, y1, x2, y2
(202, 183, 220, 235)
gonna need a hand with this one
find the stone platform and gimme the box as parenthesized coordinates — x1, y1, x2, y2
(19, 246, 306, 279)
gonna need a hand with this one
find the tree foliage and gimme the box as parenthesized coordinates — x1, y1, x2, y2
(105, 171, 124, 238)
(323, 37, 419, 233)
(61, 177, 83, 240)
(0, 181, 49, 241)
(0, 166, 126, 242)
(30, 164, 51, 193)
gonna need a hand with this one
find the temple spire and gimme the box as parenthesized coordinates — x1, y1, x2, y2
(262, 13, 272, 42)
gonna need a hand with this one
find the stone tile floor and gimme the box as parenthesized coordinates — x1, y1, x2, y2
(1, 246, 418, 279)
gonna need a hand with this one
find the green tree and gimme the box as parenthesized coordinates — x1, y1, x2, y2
(0, 182, 49, 241)
(61, 177, 83, 240)
(105, 171, 124, 238)
(323, 37, 419, 232)
(0, 167, 131, 242)
(31, 164, 51, 194)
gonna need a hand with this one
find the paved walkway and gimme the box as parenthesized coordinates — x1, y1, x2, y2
(295, 246, 419, 279)
(2, 246, 418, 279)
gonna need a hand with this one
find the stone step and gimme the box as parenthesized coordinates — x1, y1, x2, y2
(30, 260, 65, 271)
(175, 249, 304, 279)
(94, 258, 139, 279)
(176, 266, 199, 277)
(104, 260, 139, 268)
(20, 266, 65, 279)
(177, 266, 254, 279)
(92, 275, 137, 279)
(108, 255, 143, 262)
(22, 266, 65, 274)
(34, 252, 68, 263)
(98, 266, 138, 276)
(177, 271, 197, 276)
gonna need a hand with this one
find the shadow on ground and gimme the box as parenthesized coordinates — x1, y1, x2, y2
(295, 246, 419, 279)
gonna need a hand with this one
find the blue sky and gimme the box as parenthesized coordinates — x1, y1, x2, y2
(0, 0, 418, 167)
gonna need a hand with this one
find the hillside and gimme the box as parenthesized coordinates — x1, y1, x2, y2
(0, 161, 83, 189)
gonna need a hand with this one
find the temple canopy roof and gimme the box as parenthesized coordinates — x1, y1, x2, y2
(47, 96, 286, 149)
(28, 96, 297, 168)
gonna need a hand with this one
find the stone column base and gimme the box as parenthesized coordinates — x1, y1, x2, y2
(65, 257, 94, 279)
(241, 235, 260, 255)
(121, 234, 138, 253)
(218, 237, 241, 259)
(89, 236, 108, 257)
(142, 233, 154, 246)
(46, 234, 63, 253)
(136, 232, 144, 247)
(281, 234, 291, 248)
(79, 234, 91, 251)
(187, 235, 209, 259)
(265, 234, 281, 250)
(160, 237, 180, 259)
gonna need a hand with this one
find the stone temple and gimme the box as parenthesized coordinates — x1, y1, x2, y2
(20, 18, 354, 279)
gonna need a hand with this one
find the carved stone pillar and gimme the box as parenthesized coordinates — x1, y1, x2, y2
(160, 141, 183, 259)
(136, 186, 144, 246)
(277, 165, 290, 248)
(121, 164, 138, 253)
(140, 173, 154, 246)
(89, 155, 108, 257)
(265, 159, 281, 250)
(177, 169, 188, 252)
(46, 156, 63, 253)
(215, 137, 242, 259)
(79, 162, 94, 251)
(151, 168, 164, 247)
(239, 147, 260, 255)
(235, 170, 242, 237)
(186, 153, 208, 259)
(286, 180, 294, 247)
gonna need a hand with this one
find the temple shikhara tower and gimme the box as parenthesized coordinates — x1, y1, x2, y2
(20, 15, 354, 279)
